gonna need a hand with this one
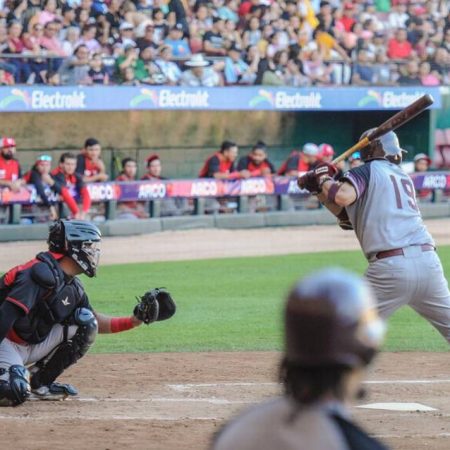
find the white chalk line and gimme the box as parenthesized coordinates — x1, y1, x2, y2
(168, 379, 450, 391)
(78, 397, 251, 405)
(374, 433, 450, 439)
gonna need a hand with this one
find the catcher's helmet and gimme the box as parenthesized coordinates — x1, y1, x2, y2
(359, 129, 406, 164)
(284, 268, 385, 368)
(48, 219, 101, 277)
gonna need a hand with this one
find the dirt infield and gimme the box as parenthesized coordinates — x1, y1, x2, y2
(0, 353, 448, 450)
(0, 219, 449, 450)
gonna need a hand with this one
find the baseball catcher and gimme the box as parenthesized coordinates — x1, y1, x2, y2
(0, 219, 176, 406)
(297, 131, 450, 344)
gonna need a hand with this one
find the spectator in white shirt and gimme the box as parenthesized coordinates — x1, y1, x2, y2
(180, 53, 220, 87)
(155, 44, 182, 84)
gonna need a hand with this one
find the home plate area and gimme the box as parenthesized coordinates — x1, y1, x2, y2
(0, 352, 449, 450)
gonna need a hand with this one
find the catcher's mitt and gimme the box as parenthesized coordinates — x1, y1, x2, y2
(133, 288, 176, 324)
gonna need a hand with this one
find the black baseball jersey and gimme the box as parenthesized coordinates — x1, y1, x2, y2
(0, 252, 92, 345)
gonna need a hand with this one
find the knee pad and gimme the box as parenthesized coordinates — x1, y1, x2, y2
(0, 365, 31, 406)
(30, 308, 97, 389)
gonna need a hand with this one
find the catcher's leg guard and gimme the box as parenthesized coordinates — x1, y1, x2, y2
(30, 308, 98, 389)
(0, 365, 31, 406)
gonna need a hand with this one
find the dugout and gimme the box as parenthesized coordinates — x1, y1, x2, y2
(0, 86, 442, 179)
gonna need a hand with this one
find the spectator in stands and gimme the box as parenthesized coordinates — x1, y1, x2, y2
(79, 23, 101, 53)
(413, 153, 433, 201)
(155, 44, 182, 84)
(203, 16, 227, 57)
(117, 21, 137, 49)
(387, 28, 413, 59)
(199, 140, 250, 179)
(351, 49, 375, 85)
(237, 141, 275, 177)
(419, 61, 441, 86)
(5, 21, 31, 83)
(116, 43, 147, 83)
(302, 49, 333, 85)
(180, 53, 221, 87)
(58, 44, 91, 85)
(40, 20, 67, 60)
(0, 137, 25, 192)
(278, 143, 319, 177)
(141, 154, 166, 180)
(115, 157, 149, 219)
(45, 69, 60, 85)
(88, 52, 109, 84)
(224, 43, 256, 85)
(136, 23, 158, 54)
(0, 67, 14, 85)
(61, 26, 81, 56)
(52, 152, 91, 220)
(23, 154, 59, 221)
(348, 151, 362, 169)
(388, 2, 409, 30)
(164, 22, 191, 57)
(318, 143, 345, 179)
(152, 7, 169, 45)
(76, 137, 109, 183)
(397, 60, 421, 85)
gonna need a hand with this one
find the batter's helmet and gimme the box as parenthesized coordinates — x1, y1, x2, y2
(359, 129, 406, 163)
(284, 268, 385, 368)
(48, 220, 101, 277)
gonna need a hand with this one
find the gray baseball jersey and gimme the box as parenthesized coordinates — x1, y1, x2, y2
(342, 159, 434, 260)
(212, 398, 388, 450)
(340, 159, 450, 343)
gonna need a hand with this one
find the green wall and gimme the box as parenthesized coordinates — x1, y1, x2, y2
(1, 108, 433, 179)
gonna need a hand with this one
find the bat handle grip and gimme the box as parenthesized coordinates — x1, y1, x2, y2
(332, 137, 370, 165)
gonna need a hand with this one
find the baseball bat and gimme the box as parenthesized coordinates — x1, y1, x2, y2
(332, 94, 434, 164)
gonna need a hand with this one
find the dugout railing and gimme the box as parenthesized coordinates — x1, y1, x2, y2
(0, 172, 449, 225)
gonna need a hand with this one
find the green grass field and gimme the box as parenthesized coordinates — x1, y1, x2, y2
(85, 246, 450, 354)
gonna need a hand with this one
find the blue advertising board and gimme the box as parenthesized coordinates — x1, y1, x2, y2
(0, 86, 441, 113)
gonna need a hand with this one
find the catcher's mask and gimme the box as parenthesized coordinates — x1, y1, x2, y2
(284, 268, 385, 368)
(48, 219, 101, 277)
(359, 129, 406, 165)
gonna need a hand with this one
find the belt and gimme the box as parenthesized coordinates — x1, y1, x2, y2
(376, 244, 435, 260)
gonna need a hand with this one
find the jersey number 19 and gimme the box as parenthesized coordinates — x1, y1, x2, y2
(390, 175, 418, 211)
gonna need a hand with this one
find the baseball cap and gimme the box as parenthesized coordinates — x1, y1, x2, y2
(414, 153, 431, 164)
(319, 143, 334, 157)
(146, 153, 160, 165)
(302, 143, 319, 156)
(1, 137, 16, 148)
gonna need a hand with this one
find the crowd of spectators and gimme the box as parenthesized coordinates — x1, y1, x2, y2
(0, 1, 448, 87)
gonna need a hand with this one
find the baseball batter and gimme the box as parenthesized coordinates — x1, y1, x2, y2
(212, 268, 388, 450)
(298, 130, 450, 343)
(0, 219, 176, 406)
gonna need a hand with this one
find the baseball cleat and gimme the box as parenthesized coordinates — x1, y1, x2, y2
(29, 382, 78, 401)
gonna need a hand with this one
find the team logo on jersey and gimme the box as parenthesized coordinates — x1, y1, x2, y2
(61, 296, 70, 306)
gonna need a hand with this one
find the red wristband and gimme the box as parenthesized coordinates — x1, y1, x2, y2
(110, 317, 134, 333)
(327, 183, 340, 203)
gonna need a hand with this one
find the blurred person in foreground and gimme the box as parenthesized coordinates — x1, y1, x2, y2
(212, 268, 388, 450)
(413, 153, 433, 201)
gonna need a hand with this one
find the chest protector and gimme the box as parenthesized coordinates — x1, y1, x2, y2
(12, 253, 88, 344)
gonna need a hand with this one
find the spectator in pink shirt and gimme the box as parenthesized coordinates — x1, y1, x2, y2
(38, 0, 59, 26)
(79, 24, 101, 53)
(419, 61, 441, 86)
(5, 21, 31, 83)
(387, 29, 413, 59)
(41, 21, 67, 56)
